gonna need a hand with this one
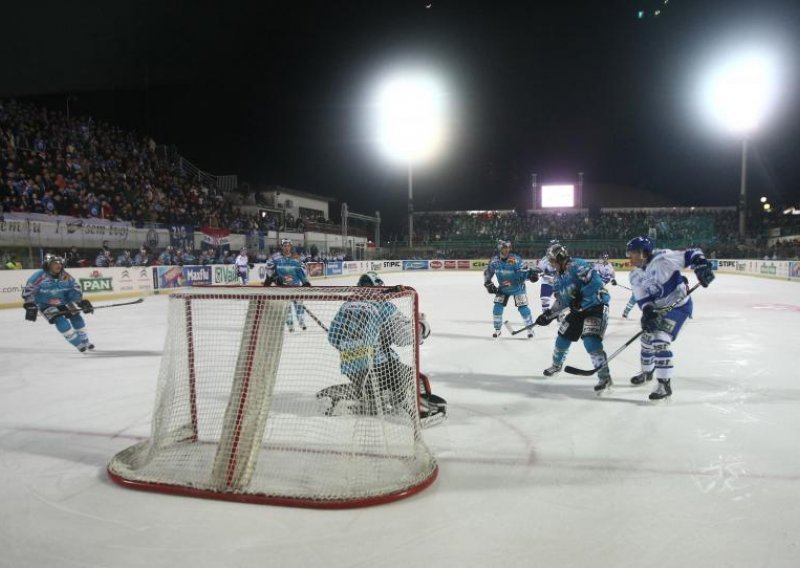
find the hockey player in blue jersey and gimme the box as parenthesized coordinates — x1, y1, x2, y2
(536, 240, 560, 311)
(625, 236, 714, 401)
(22, 254, 95, 352)
(534, 243, 614, 393)
(263, 238, 311, 331)
(318, 272, 445, 426)
(593, 253, 617, 286)
(484, 240, 539, 338)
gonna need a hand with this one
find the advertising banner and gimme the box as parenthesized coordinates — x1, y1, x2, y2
(326, 262, 343, 276)
(470, 259, 489, 271)
(306, 262, 325, 278)
(214, 265, 239, 284)
(429, 260, 444, 270)
(790, 261, 800, 280)
(156, 266, 186, 289)
(182, 266, 212, 286)
(78, 269, 114, 294)
(402, 260, 429, 270)
(116, 267, 155, 293)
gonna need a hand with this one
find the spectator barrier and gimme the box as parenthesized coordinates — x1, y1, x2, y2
(2, 258, 798, 309)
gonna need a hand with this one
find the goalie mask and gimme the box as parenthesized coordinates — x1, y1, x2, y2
(357, 272, 384, 287)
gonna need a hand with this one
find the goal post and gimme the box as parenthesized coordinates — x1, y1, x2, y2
(108, 286, 438, 508)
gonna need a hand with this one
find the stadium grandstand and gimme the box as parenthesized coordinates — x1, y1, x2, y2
(2, 98, 799, 269)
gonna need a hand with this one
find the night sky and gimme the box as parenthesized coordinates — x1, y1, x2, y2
(2, 1, 799, 232)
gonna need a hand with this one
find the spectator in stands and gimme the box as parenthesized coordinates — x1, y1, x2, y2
(115, 250, 133, 267)
(133, 247, 151, 267)
(64, 246, 83, 268)
(94, 249, 113, 267)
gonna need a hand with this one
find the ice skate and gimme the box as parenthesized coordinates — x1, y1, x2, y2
(526, 329, 535, 339)
(648, 378, 672, 401)
(631, 370, 653, 385)
(492, 328, 502, 339)
(594, 374, 613, 395)
(543, 364, 562, 377)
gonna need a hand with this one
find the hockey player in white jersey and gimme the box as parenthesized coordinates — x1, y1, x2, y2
(536, 240, 560, 311)
(234, 248, 251, 285)
(625, 236, 715, 401)
(593, 253, 617, 286)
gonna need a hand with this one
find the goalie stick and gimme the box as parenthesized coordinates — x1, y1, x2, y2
(564, 282, 701, 376)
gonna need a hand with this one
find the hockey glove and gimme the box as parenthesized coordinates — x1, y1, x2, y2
(611, 279, 617, 286)
(640, 305, 661, 333)
(302, 281, 311, 287)
(692, 258, 715, 288)
(484, 281, 498, 295)
(535, 309, 555, 327)
(79, 299, 94, 314)
(23, 302, 38, 322)
(419, 313, 431, 341)
(527, 269, 540, 283)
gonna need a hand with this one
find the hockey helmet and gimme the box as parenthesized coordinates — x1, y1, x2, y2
(43, 254, 65, 272)
(546, 243, 569, 266)
(497, 239, 511, 251)
(601, 252, 609, 262)
(280, 238, 292, 246)
(357, 271, 384, 287)
(626, 236, 654, 257)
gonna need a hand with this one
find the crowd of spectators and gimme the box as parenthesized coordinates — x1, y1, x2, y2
(2, 98, 799, 267)
(412, 209, 738, 245)
(0, 99, 265, 232)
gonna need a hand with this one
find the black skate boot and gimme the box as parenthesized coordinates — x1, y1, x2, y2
(543, 364, 562, 377)
(492, 329, 502, 339)
(594, 374, 613, 394)
(648, 378, 672, 401)
(631, 370, 653, 385)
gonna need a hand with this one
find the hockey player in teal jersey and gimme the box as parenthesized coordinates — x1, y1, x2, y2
(534, 243, 613, 393)
(263, 238, 310, 330)
(318, 272, 446, 426)
(483, 240, 540, 338)
(22, 254, 95, 352)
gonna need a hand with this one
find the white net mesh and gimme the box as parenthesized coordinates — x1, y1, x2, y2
(108, 286, 438, 507)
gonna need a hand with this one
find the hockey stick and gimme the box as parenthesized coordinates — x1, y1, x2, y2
(503, 319, 539, 336)
(302, 305, 329, 332)
(612, 282, 632, 291)
(564, 282, 701, 376)
(93, 298, 145, 310)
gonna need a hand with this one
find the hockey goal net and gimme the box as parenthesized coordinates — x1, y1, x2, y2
(107, 285, 438, 508)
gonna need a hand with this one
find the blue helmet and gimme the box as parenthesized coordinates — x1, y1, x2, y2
(626, 236, 654, 257)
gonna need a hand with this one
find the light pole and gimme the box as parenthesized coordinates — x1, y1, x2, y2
(370, 70, 448, 248)
(699, 48, 780, 242)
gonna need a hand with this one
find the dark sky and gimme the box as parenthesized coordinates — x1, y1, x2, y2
(2, 1, 799, 232)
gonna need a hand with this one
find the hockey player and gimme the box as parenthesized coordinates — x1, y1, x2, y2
(234, 248, 251, 285)
(22, 254, 95, 352)
(594, 253, 617, 286)
(318, 272, 446, 426)
(263, 238, 311, 330)
(536, 240, 560, 311)
(622, 293, 637, 318)
(483, 240, 539, 338)
(625, 236, 715, 401)
(534, 243, 613, 393)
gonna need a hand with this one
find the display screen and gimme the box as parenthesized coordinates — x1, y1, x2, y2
(540, 185, 575, 208)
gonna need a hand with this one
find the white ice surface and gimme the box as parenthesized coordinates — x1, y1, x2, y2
(1, 272, 799, 568)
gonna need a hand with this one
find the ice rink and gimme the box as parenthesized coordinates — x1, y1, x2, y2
(1, 270, 799, 568)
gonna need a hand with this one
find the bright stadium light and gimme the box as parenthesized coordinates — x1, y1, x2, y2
(370, 69, 449, 247)
(698, 47, 781, 241)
